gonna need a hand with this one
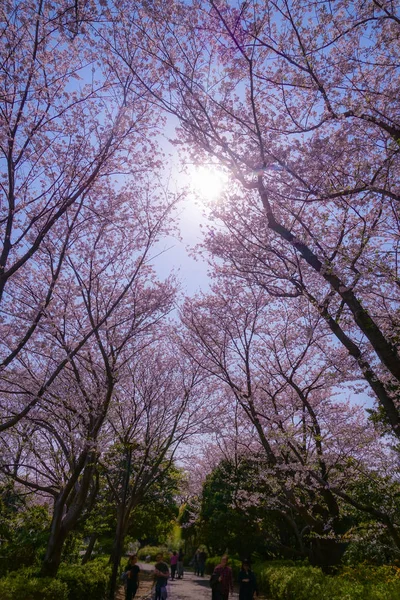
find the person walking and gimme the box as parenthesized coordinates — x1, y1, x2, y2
(177, 548, 184, 579)
(211, 555, 233, 600)
(238, 559, 258, 600)
(154, 553, 169, 600)
(194, 548, 201, 576)
(170, 551, 178, 580)
(199, 549, 207, 577)
(124, 554, 140, 600)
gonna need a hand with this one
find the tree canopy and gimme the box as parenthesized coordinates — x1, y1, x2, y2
(0, 0, 399, 590)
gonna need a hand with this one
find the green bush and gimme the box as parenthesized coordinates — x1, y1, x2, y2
(205, 559, 400, 599)
(264, 565, 326, 599)
(58, 556, 111, 600)
(137, 545, 169, 562)
(339, 564, 400, 585)
(0, 504, 51, 576)
(0, 558, 112, 600)
(0, 569, 68, 600)
(342, 523, 399, 567)
(252, 563, 400, 600)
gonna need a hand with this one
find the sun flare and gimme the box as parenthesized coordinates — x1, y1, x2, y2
(189, 165, 228, 201)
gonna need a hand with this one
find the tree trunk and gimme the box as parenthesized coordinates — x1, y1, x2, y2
(41, 525, 68, 577)
(109, 507, 126, 600)
(41, 453, 97, 576)
(82, 532, 97, 565)
(108, 446, 132, 600)
(309, 538, 348, 571)
(258, 182, 400, 438)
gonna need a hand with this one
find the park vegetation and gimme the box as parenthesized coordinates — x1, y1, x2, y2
(1, 0, 399, 598)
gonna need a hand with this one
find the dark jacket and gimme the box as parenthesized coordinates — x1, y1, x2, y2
(238, 568, 257, 600)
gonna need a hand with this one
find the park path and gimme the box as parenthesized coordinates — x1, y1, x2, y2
(117, 563, 241, 600)
(163, 571, 239, 600)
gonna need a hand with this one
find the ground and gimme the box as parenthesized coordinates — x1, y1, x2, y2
(116, 563, 242, 600)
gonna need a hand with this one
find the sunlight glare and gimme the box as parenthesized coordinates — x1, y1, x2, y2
(189, 165, 228, 202)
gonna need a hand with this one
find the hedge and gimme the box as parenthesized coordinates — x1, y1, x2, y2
(206, 557, 400, 599)
(262, 564, 400, 599)
(0, 557, 111, 600)
(58, 556, 111, 600)
(0, 569, 68, 600)
(137, 546, 170, 562)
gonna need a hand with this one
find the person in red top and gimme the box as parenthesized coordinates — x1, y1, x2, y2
(170, 551, 178, 580)
(212, 555, 234, 600)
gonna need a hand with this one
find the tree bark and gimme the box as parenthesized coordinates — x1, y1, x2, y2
(41, 451, 97, 576)
(41, 517, 68, 577)
(257, 180, 400, 438)
(81, 532, 97, 565)
(108, 446, 132, 600)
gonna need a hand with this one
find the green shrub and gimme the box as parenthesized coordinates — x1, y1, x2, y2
(0, 569, 68, 600)
(342, 524, 398, 567)
(339, 564, 400, 585)
(0, 558, 112, 600)
(61, 531, 85, 565)
(137, 545, 169, 562)
(205, 558, 400, 599)
(58, 556, 111, 600)
(0, 504, 51, 576)
(252, 563, 400, 600)
(264, 565, 326, 600)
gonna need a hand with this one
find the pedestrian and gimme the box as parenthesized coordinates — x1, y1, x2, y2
(124, 554, 140, 600)
(199, 548, 207, 577)
(177, 548, 184, 579)
(238, 559, 258, 600)
(194, 548, 201, 576)
(211, 555, 233, 600)
(154, 553, 169, 600)
(170, 550, 178, 580)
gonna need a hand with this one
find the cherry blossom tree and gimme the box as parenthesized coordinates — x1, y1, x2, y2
(128, 0, 400, 438)
(3, 0, 399, 581)
(0, 168, 179, 576)
(0, 0, 168, 431)
(103, 339, 211, 598)
(180, 282, 400, 564)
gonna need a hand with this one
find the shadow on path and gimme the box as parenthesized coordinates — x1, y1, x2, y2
(116, 563, 244, 600)
(167, 571, 239, 600)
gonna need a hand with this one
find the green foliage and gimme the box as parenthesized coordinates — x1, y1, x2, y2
(199, 457, 400, 568)
(341, 475, 400, 566)
(165, 523, 182, 551)
(0, 568, 68, 600)
(174, 502, 199, 558)
(128, 490, 178, 545)
(0, 498, 51, 575)
(61, 531, 85, 564)
(343, 530, 396, 566)
(253, 563, 400, 600)
(199, 459, 274, 557)
(58, 556, 111, 600)
(84, 454, 181, 556)
(261, 565, 325, 599)
(137, 545, 169, 562)
(339, 564, 400, 585)
(0, 558, 111, 600)
(79, 478, 117, 557)
(202, 558, 400, 599)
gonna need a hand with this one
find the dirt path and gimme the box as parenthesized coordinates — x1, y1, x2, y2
(116, 564, 241, 600)
(164, 571, 224, 600)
